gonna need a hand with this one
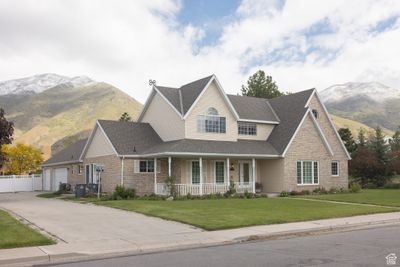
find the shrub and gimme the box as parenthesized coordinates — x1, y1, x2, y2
(224, 181, 236, 197)
(112, 185, 136, 200)
(383, 183, 400, 189)
(279, 191, 289, 197)
(349, 182, 361, 193)
(301, 190, 310, 195)
(328, 187, 339, 194)
(243, 191, 254, 199)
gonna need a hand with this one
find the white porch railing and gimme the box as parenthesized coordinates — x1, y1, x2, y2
(156, 182, 254, 196)
(0, 174, 42, 193)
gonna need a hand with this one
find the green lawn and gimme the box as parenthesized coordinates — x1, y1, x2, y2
(300, 189, 400, 207)
(0, 209, 54, 249)
(96, 198, 398, 230)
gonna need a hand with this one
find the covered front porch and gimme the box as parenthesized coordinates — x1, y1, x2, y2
(154, 157, 257, 196)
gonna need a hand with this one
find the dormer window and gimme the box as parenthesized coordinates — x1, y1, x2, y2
(312, 109, 318, 119)
(197, 107, 226, 133)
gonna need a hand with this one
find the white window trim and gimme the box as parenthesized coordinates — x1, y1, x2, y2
(238, 160, 252, 184)
(213, 160, 225, 184)
(139, 160, 155, 173)
(331, 161, 340, 177)
(238, 122, 257, 136)
(189, 160, 200, 185)
(297, 161, 319, 186)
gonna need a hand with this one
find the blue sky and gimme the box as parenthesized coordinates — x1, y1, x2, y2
(0, 0, 399, 101)
(177, 0, 241, 47)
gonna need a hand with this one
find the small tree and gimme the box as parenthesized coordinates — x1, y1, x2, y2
(119, 112, 132, 122)
(0, 108, 14, 167)
(241, 70, 285, 99)
(1, 143, 43, 174)
(357, 128, 367, 148)
(338, 128, 357, 155)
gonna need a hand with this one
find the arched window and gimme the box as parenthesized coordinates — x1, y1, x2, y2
(197, 107, 226, 133)
(206, 107, 219, 116)
(312, 109, 318, 119)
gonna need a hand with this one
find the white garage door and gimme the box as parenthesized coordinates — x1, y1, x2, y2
(53, 168, 68, 191)
(44, 169, 51, 191)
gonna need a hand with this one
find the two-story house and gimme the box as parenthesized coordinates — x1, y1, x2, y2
(42, 75, 350, 195)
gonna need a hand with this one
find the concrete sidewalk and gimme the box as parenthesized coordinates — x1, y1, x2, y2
(2, 210, 400, 266)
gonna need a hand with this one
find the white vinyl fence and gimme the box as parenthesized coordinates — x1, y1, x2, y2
(0, 175, 42, 193)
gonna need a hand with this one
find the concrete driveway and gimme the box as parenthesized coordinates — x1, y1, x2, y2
(0, 192, 202, 255)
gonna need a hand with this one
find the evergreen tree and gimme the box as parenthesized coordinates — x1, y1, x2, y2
(119, 112, 132, 122)
(338, 128, 357, 155)
(389, 127, 400, 152)
(369, 126, 390, 165)
(357, 128, 367, 148)
(241, 70, 285, 99)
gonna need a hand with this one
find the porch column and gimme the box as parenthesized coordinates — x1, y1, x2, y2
(252, 158, 256, 193)
(199, 157, 203, 196)
(154, 157, 157, 194)
(226, 158, 230, 187)
(168, 156, 172, 177)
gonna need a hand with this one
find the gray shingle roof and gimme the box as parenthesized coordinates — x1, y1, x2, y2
(97, 120, 163, 155)
(156, 86, 181, 112)
(267, 89, 315, 154)
(155, 75, 213, 116)
(227, 94, 280, 122)
(180, 75, 213, 114)
(142, 139, 279, 156)
(42, 138, 87, 166)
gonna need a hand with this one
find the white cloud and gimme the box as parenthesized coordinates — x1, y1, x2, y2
(0, 0, 399, 103)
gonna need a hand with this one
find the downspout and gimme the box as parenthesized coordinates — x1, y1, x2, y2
(121, 156, 125, 186)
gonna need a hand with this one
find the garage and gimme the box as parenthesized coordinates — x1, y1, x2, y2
(43, 169, 51, 191)
(53, 168, 68, 191)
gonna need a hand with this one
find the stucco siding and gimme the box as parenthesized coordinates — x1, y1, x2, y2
(185, 81, 238, 141)
(238, 123, 275, 140)
(85, 127, 116, 158)
(258, 159, 284, 193)
(142, 92, 185, 141)
(283, 114, 348, 191)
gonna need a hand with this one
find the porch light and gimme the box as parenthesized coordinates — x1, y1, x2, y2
(230, 163, 235, 171)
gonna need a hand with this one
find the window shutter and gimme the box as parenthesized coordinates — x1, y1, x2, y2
(157, 160, 161, 173)
(134, 160, 140, 173)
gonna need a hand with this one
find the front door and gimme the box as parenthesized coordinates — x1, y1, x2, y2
(239, 161, 251, 183)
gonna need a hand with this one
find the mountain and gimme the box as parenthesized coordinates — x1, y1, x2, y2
(0, 73, 93, 95)
(331, 115, 394, 137)
(0, 74, 142, 158)
(320, 82, 400, 133)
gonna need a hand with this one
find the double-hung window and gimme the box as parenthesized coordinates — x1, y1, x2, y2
(139, 160, 154, 173)
(197, 107, 226, 133)
(238, 122, 257, 135)
(331, 161, 339, 176)
(297, 161, 319, 185)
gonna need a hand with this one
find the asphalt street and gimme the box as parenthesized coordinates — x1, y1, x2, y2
(40, 224, 400, 267)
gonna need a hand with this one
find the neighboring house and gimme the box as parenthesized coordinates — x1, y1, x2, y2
(41, 139, 87, 191)
(42, 75, 350, 195)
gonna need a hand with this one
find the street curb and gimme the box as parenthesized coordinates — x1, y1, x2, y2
(4, 217, 400, 267)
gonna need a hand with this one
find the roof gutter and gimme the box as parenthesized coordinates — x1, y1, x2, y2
(119, 152, 283, 159)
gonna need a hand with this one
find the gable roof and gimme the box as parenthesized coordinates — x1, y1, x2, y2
(267, 89, 315, 154)
(180, 75, 214, 114)
(97, 120, 163, 155)
(227, 94, 280, 123)
(42, 138, 87, 167)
